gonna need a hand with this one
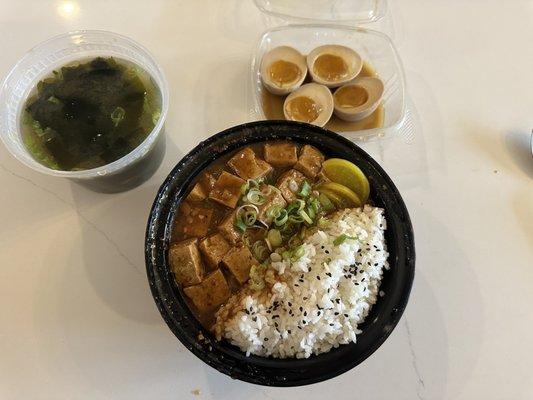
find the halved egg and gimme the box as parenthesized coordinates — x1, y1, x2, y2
(333, 77, 384, 122)
(260, 46, 307, 95)
(307, 45, 363, 88)
(283, 83, 333, 127)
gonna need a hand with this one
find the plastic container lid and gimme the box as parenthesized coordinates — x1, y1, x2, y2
(253, 0, 387, 25)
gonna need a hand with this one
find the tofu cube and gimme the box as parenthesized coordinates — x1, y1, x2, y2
(256, 158, 273, 178)
(199, 233, 231, 268)
(209, 171, 246, 208)
(177, 203, 213, 237)
(183, 269, 231, 313)
(217, 211, 242, 244)
(199, 172, 216, 192)
(257, 185, 287, 224)
(222, 245, 255, 284)
(294, 145, 325, 178)
(169, 238, 204, 287)
(227, 147, 272, 180)
(186, 182, 207, 202)
(264, 142, 298, 168)
(276, 169, 307, 203)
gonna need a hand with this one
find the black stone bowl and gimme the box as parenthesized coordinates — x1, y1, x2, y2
(145, 121, 415, 386)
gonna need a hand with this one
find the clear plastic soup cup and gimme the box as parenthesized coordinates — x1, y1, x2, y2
(0, 30, 169, 179)
(250, 24, 406, 141)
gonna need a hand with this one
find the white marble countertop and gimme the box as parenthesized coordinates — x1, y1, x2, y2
(0, 1, 532, 399)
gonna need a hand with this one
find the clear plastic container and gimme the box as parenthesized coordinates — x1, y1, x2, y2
(254, 0, 387, 24)
(0, 30, 169, 182)
(249, 24, 406, 141)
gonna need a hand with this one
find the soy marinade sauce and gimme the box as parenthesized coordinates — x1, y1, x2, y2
(21, 57, 161, 171)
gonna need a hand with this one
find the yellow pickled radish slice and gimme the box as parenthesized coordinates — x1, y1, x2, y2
(318, 188, 344, 208)
(321, 158, 369, 203)
(318, 182, 362, 208)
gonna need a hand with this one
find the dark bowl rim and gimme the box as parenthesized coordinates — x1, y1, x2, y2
(145, 120, 415, 387)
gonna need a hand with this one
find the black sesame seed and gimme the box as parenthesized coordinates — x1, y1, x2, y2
(303, 311, 307, 316)
(374, 263, 378, 266)
(288, 302, 292, 307)
(355, 282, 359, 286)
(344, 314, 349, 317)
(298, 326, 302, 330)
(334, 312, 339, 316)
(288, 330, 291, 334)
(329, 323, 334, 326)
(335, 299, 340, 304)
(295, 283, 299, 287)
(316, 276, 321, 280)
(303, 297, 308, 300)
(299, 306, 303, 312)
(362, 278, 366, 282)
(299, 279, 304, 283)
(325, 250, 330, 254)
(252, 316, 257, 322)
(326, 272, 332, 277)
(264, 338, 269, 341)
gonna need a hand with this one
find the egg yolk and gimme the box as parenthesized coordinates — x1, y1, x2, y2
(285, 96, 322, 123)
(268, 60, 301, 87)
(313, 54, 349, 82)
(334, 85, 369, 108)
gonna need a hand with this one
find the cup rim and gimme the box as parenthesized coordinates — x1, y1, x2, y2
(0, 29, 169, 178)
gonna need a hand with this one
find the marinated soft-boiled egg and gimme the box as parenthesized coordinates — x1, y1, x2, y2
(260, 46, 307, 95)
(307, 45, 363, 88)
(333, 77, 384, 122)
(283, 83, 333, 127)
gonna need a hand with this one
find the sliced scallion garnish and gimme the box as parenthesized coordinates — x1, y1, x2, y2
(267, 229, 282, 248)
(298, 181, 311, 197)
(333, 234, 359, 246)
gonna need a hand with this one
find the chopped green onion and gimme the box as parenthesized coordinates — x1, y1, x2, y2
(234, 217, 247, 233)
(292, 245, 305, 260)
(319, 193, 335, 212)
(249, 264, 266, 291)
(244, 211, 257, 226)
(47, 96, 61, 105)
(288, 214, 304, 224)
(333, 234, 359, 246)
(299, 209, 313, 224)
(267, 229, 283, 248)
(246, 188, 266, 205)
(110, 106, 126, 127)
(309, 197, 320, 214)
(317, 216, 330, 228)
(236, 204, 259, 227)
(266, 205, 283, 220)
(252, 240, 268, 261)
(306, 205, 316, 220)
(298, 181, 312, 197)
(273, 209, 288, 226)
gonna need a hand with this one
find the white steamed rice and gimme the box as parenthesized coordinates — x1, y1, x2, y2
(214, 205, 389, 359)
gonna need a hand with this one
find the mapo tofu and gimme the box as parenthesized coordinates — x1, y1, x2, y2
(171, 142, 331, 330)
